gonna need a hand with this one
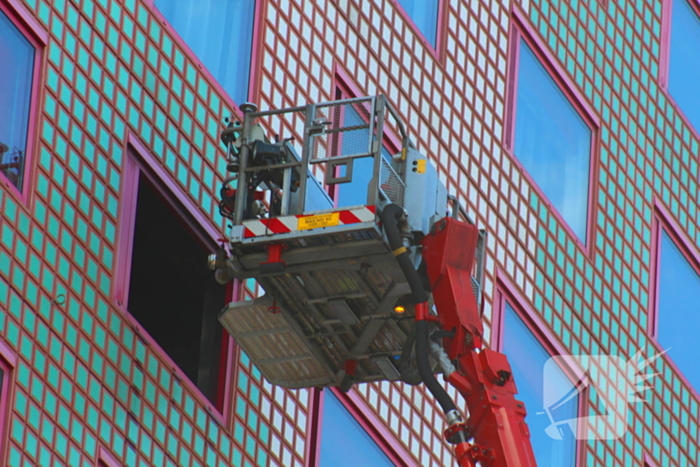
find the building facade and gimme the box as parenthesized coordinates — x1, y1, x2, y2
(0, 0, 699, 466)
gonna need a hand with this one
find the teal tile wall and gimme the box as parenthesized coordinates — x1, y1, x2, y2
(0, 0, 697, 466)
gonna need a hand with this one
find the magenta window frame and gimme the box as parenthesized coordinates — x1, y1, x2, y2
(493, 271, 587, 467)
(648, 200, 700, 400)
(658, 0, 700, 142)
(643, 452, 660, 467)
(504, 6, 600, 256)
(144, 0, 264, 108)
(387, 0, 447, 63)
(658, 0, 674, 89)
(96, 445, 122, 467)
(0, 0, 47, 204)
(304, 388, 323, 467)
(111, 133, 237, 426)
(0, 339, 17, 467)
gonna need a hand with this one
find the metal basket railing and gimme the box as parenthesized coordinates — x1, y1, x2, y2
(229, 95, 412, 225)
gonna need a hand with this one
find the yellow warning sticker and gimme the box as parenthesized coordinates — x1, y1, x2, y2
(298, 212, 340, 230)
(417, 159, 427, 174)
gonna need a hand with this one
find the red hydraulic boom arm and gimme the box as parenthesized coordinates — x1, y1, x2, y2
(419, 217, 538, 467)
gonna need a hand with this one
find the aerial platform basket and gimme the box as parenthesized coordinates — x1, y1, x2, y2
(222, 208, 415, 389)
(213, 96, 454, 389)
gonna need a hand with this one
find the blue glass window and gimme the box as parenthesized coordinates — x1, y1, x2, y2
(501, 302, 577, 467)
(657, 229, 700, 389)
(336, 103, 373, 208)
(397, 0, 439, 47)
(669, 0, 700, 131)
(319, 391, 393, 467)
(513, 39, 592, 243)
(155, 0, 255, 105)
(334, 101, 392, 208)
(0, 9, 35, 191)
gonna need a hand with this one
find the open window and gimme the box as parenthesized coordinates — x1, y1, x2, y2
(506, 12, 597, 247)
(114, 149, 231, 410)
(494, 285, 581, 467)
(0, 1, 45, 197)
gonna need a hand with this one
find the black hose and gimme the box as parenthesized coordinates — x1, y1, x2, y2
(398, 329, 421, 385)
(381, 204, 457, 415)
(415, 320, 457, 413)
(381, 204, 427, 303)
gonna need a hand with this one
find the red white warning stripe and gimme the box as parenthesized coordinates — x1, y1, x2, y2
(243, 206, 376, 238)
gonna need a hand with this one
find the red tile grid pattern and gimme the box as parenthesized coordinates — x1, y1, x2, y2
(0, 0, 309, 465)
(0, 0, 698, 466)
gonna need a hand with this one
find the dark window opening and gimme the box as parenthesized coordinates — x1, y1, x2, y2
(128, 174, 227, 408)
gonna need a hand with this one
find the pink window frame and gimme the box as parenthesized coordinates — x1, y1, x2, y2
(111, 132, 237, 427)
(648, 200, 700, 400)
(0, 339, 17, 467)
(306, 387, 414, 467)
(643, 452, 660, 467)
(504, 5, 600, 256)
(387, 0, 447, 63)
(492, 270, 587, 467)
(96, 445, 122, 467)
(144, 0, 264, 108)
(0, 0, 48, 205)
(658, 0, 674, 89)
(658, 0, 700, 141)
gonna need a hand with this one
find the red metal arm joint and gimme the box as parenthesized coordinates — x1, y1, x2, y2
(421, 216, 538, 467)
(454, 442, 494, 467)
(444, 421, 470, 444)
(446, 349, 536, 466)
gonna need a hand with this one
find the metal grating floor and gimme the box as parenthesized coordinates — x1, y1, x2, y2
(219, 225, 415, 388)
